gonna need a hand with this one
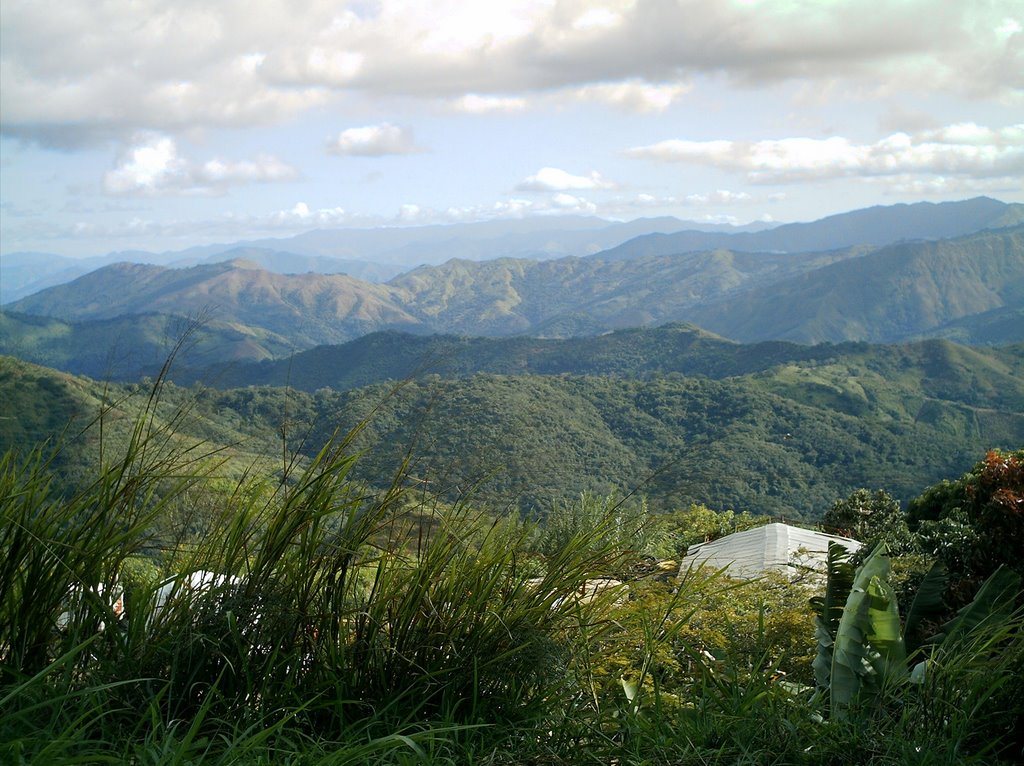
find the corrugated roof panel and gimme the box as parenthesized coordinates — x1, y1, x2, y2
(681, 523, 862, 579)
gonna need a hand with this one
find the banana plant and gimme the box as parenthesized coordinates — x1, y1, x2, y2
(824, 543, 906, 719)
(813, 542, 917, 719)
(812, 542, 1021, 721)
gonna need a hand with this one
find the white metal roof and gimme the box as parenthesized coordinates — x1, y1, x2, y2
(680, 522, 862, 579)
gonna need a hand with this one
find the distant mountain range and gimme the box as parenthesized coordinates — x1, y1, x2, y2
(594, 195, 1024, 262)
(5, 196, 1023, 521)
(4, 196, 1020, 306)
(1, 215, 773, 304)
(6, 221, 1022, 364)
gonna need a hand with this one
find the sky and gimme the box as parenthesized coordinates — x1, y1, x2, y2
(1, 0, 1022, 258)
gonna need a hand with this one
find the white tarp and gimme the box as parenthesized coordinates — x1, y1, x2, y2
(680, 522, 862, 579)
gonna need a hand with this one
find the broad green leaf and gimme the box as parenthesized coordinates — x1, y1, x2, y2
(864, 574, 907, 683)
(829, 543, 908, 719)
(932, 565, 1022, 646)
(904, 560, 947, 654)
(810, 542, 855, 690)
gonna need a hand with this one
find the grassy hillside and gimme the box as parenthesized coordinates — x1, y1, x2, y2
(0, 356, 287, 492)
(7, 422, 1020, 765)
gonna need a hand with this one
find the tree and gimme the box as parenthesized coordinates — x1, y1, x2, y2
(908, 448, 1024, 599)
(821, 488, 913, 556)
(661, 503, 767, 558)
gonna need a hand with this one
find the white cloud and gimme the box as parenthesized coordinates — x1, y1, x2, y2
(549, 193, 598, 214)
(3, 1, 1020, 146)
(326, 123, 425, 156)
(103, 134, 298, 195)
(876, 174, 1024, 196)
(516, 167, 615, 192)
(684, 190, 753, 205)
(570, 80, 691, 112)
(198, 156, 297, 185)
(451, 94, 528, 113)
(626, 123, 1024, 184)
(269, 202, 350, 226)
(597, 190, 759, 217)
(103, 136, 185, 195)
(445, 198, 541, 220)
(397, 203, 423, 221)
(572, 7, 625, 32)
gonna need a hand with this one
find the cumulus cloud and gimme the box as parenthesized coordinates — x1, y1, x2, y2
(685, 190, 752, 205)
(626, 123, 1024, 184)
(549, 192, 597, 213)
(103, 134, 298, 195)
(326, 123, 425, 156)
(569, 80, 692, 112)
(451, 94, 528, 113)
(268, 201, 350, 227)
(516, 167, 615, 192)
(3, 1, 1020, 146)
(1, 1, 329, 145)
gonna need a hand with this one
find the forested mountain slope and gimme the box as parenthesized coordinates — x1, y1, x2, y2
(688, 225, 1024, 343)
(9, 225, 1021, 350)
(5, 329, 1021, 519)
(183, 325, 1024, 412)
(0, 310, 295, 381)
(7, 259, 421, 347)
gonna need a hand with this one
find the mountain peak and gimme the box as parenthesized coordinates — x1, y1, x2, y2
(220, 257, 263, 270)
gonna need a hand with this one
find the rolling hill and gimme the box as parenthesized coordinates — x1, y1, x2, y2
(306, 370, 1023, 517)
(0, 310, 295, 381)
(4, 322, 1021, 519)
(175, 325, 1024, 416)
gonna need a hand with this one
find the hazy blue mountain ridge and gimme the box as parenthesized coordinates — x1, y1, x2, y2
(4, 196, 1018, 304)
(2, 215, 720, 303)
(595, 196, 1024, 262)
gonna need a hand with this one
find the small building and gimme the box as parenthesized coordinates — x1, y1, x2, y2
(679, 522, 862, 580)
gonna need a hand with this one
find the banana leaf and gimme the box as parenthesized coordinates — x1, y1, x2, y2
(863, 574, 907, 681)
(829, 544, 907, 719)
(811, 542, 855, 690)
(931, 565, 1022, 646)
(903, 560, 947, 654)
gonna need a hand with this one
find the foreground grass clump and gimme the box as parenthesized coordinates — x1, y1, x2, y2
(0, 372, 643, 764)
(1, 378, 1022, 764)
